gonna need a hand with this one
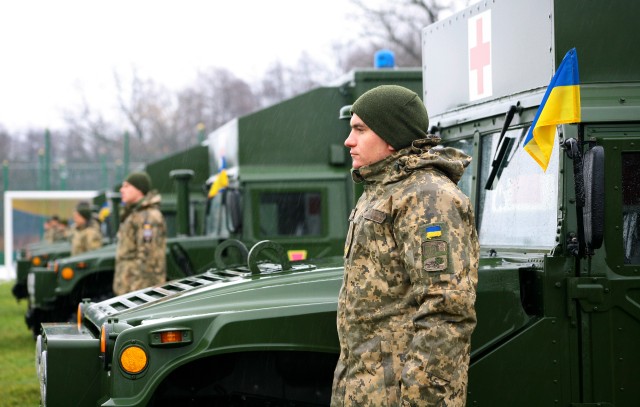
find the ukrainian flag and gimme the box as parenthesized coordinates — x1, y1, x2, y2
(98, 202, 111, 222)
(208, 157, 229, 198)
(524, 48, 581, 171)
(426, 225, 442, 239)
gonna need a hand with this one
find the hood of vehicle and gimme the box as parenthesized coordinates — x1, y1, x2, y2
(84, 256, 345, 328)
(56, 243, 118, 266)
(30, 241, 71, 256)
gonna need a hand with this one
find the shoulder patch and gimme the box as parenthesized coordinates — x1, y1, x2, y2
(421, 223, 449, 271)
(422, 240, 448, 272)
(422, 223, 445, 240)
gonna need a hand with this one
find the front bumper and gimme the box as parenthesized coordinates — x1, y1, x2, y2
(36, 323, 105, 407)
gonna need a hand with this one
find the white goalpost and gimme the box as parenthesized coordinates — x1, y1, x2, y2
(2, 190, 97, 280)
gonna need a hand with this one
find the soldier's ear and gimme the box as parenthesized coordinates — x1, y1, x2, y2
(387, 144, 396, 152)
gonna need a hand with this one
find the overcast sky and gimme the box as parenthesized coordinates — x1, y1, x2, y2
(0, 0, 469, 133)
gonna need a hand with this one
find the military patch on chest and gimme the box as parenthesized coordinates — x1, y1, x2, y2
(143, 223, 154, 243)
(363, 209, 386, 223)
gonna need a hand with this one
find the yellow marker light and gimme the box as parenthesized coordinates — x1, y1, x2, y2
(100, 325, 107, 353)
(61, 267, 74, 280)
(77, 303, 83, 330)
(120, 346, 148, 374)
(32, 256, 42, 266)
(160, 331, 183, 344)
(77, 262, 87, 269)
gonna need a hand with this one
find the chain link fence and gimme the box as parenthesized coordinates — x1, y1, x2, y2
(1, 161, 143, 264)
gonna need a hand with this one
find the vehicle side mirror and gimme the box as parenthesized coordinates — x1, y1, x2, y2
(582, 145, 605, 252)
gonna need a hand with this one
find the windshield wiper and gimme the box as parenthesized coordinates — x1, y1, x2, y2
(484, 103, 523, 190)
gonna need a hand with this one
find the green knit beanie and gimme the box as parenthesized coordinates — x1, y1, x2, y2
(125, 171, 151, 195)
(351, 85, 429, 150)
(75, 201, 92, 221)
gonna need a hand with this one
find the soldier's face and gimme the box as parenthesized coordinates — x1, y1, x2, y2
(345, 114, 395, 169)
(120, 182, 144, 204)
(73, 211, 86, 227)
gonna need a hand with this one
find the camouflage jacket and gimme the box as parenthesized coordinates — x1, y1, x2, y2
(113, 191, 167, 296)
(44, 227, 68, 243)
(331, 138, 479, 407)
(70, 219, 103, 256)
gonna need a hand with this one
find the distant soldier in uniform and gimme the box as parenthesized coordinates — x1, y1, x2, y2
(70, 201, 103, 256)
(113, 171, 167, 296)
(331, 85, 479, 407)
(44, 215, 68, 243)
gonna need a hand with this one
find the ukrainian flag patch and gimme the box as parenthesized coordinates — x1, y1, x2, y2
(425, 225, 442, 239)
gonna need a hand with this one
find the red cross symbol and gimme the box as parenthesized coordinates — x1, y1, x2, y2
(470, 17, 490, 95)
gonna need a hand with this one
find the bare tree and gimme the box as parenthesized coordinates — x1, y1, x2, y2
(257, 53, 336, 108)
(62, 93, 118, 163)
(112, 68, 187, 160)
(113, 69, 175, 142)
(340, 0, 453, 70)
(175, 67, 258, 137)
(0, 126, 11, 162)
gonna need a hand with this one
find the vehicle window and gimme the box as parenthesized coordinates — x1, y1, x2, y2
(163, 212, 177, 238)
(205, 193, 231, 238)
(622, 152, 640, 264)
(477, 128, 559, 249)
(446, 138, 474, 198)
(259, 192, 322, 237)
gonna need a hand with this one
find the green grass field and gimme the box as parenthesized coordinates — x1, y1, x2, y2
(0, 282, 41, 407)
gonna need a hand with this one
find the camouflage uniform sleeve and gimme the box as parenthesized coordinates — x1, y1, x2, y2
(398, 184, 479, 406)
(87, 226, 103, 252)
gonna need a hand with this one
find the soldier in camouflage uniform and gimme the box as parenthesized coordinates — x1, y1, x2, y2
(44, 215, 68, 243)
(113, 171, 167, 296)
(70, 201, 103, 256)
(331, 85, 479, 407)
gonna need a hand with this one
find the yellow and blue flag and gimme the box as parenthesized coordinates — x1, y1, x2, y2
(98, 202, 111, 222)
(208, 157, 229, 198)
(425, 225, 442, 239)
(524, 48, 581, 171)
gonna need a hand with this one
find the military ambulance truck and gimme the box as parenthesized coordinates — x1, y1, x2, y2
(25, 68, 423, 339)
(35, 1, 640, 405)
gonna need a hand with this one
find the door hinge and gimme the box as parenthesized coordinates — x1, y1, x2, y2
(567, 277, 611, 315)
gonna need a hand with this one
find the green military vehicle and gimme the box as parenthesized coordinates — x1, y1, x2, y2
(25, 68, 423, 339)
(36, 1, 640, 405)
(12, 240, 72, 300)
(10, 191, 119, 301)
(24, 145, 212, 336)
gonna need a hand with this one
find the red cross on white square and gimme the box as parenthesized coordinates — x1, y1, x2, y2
(468, 10, 492, 101)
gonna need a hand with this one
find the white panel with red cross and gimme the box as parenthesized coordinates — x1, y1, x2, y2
(468, 10, 492, 102)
